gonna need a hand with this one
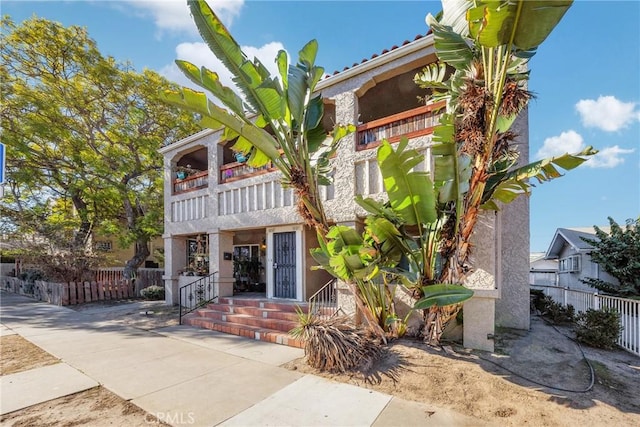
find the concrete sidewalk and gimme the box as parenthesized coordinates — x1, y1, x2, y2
(0, 291, 483, 426)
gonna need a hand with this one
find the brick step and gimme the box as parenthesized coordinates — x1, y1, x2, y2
(206, 304, 302, 322)
(183, 315, 304, 348)
(214, 298, 338, 316)
(218, 297, 309, 313)
(196, 309, 298, 333)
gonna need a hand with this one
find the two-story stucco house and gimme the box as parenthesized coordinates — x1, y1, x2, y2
(159, 32, 530, 351)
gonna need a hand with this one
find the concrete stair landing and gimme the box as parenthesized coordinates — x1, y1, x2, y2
(182, 297, 307, 348)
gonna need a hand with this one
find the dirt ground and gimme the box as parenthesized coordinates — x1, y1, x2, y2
(284, 315, 640, 426)
(0, 387, 170, 427)
(0, 335, 59, 376)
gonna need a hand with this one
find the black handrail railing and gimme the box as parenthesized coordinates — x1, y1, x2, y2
(179, 271, 218, 324)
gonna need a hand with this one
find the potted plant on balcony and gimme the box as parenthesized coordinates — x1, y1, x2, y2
(175, 164, 196, 180)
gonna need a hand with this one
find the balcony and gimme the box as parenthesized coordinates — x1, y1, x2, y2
(356, 101, 445, 151)
(220, 161, 277, 184)
(174, 170, 208, 194)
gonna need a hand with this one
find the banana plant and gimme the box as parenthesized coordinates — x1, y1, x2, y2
(311, 138, 475, 339)
(418, 0, 582, 283)
(160, 0, 354, 235)
(405, 0, 595, 344)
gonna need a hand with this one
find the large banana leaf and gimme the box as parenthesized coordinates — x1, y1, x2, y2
(188, 0, 274, 114)
(468, 0, 573, 51)
(431, 113, 471, 205)
(481, 146, 597, 210)
(310, 225, 378, 281)
(438, 0, 472, 36)
(160, 88, 282, 163)
(175, 60, 245, 116)
(377, 139, 437, 226)
(414, 284, 474, 309)
(426, 14, 474, 71)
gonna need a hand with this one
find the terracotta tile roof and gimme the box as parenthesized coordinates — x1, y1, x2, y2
(325, 32, 431, 79)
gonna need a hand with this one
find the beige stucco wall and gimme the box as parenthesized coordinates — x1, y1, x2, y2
(303, 226, 333, 300)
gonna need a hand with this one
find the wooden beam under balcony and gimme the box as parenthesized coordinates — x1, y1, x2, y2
(356, 100, 446, 151)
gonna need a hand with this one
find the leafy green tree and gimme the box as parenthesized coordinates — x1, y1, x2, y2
(0, 16, 199, 279)
(581, 217, 640, 297)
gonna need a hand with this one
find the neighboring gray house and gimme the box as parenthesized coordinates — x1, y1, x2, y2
(529, 252, 557, 286)
(159, 31, 531, 351)
(544, 227, 617, 292)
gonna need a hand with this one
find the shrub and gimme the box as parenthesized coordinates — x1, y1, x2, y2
(530, 289, 546, 313)
(140, 285, 165, 300)
(290, 309, 383, 373)
(540, 296, 574, 324)
(575, 307, 622, 349)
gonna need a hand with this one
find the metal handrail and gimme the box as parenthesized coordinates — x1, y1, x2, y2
(307, 278, 340, 320)
(179, 271, 218, 324)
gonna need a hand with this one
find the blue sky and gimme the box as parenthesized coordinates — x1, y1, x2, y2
(4, 0, 639, 253)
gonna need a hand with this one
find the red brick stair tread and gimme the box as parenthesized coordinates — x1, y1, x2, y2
(195, 309, 298, 332)
(183, 315, 303, 348)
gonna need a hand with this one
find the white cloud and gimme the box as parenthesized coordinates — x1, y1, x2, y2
(536, 130, 585, 159)
(575, 95, 639, 132)
(160, 40, 286, 102)
(585, 145, 635, 169)
(536, 130, 634, 169)
(119, 0, 244, 36)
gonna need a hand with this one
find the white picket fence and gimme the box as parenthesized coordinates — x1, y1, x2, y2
(531, 285, 639, 356)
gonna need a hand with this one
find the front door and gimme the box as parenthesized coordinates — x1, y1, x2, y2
(273, 231, 296, 299)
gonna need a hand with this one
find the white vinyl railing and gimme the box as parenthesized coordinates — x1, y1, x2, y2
(532, 285, 639, 356)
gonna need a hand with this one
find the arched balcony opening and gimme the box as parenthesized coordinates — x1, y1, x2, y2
(173, 146, 208, 194)
(355, 57, 448, 151)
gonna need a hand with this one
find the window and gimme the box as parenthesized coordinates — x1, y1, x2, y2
(233, 245, 260, 263)
(95, 241, 112, 252)
(186, 234, 209, 275)
(233, 245, 263, 288)
(559, 255, 580, 273)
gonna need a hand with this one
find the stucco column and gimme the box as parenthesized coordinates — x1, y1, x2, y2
(209, 230, 234, 298)
(330, 91, 359, 224)
(496, 110, 530, 330)
(463, 211, 500, 352)
(163, 236, 186, 305)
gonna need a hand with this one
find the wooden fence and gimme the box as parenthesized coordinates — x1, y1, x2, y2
(2, 277, 138, 306)
(93, 268, 164, 287)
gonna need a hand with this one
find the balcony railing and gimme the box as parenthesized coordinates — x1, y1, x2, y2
(220, 161, 277, 184)
(173, 170, 208, 194)
(356, 100, 446, 151)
